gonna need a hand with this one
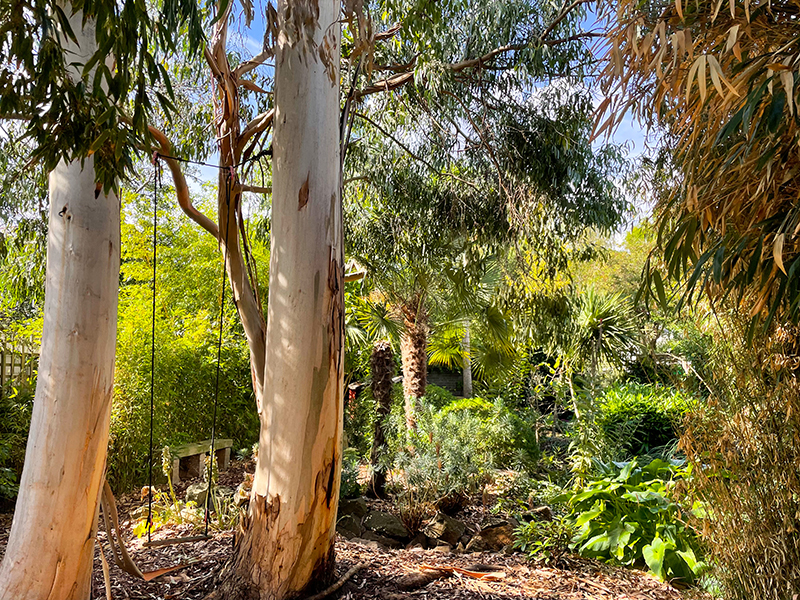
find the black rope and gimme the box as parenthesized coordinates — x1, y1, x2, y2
(153, 147, 271, 170)
(203, 167, 233, 534)
(144, 150, 255, 538)
(147, 158, 162, 546)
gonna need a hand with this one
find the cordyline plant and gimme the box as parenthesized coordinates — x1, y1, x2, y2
(597, 0, 800, 332)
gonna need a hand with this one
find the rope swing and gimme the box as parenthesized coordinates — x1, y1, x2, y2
(97, 149, 270, 581)
(144, 155, 238, 547)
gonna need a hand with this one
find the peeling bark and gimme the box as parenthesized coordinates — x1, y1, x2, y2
(207, 0, 342, 597)
(0, 9, 120, 599)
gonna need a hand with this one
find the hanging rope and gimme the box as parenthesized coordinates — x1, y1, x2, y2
(141, 149, 265, 544)
(152, 148, 271, 171)
(203, 166, 234, 534)
(146, 154, 162, 546)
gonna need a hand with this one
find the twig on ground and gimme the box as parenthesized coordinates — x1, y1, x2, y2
(302, 561, 368, 600)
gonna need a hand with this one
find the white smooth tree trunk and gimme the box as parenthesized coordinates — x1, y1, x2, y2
(0, 11, 119, 599)
(0, 154, 119, 599)
(211, 0, 343, 597)
(462, 323, 473, 398)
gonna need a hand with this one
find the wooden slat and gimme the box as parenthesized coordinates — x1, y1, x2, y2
(169, 438, 234, 458)
(141, 535, 211, 549)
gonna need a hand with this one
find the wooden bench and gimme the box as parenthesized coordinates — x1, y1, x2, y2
(169, 439, 234, 484)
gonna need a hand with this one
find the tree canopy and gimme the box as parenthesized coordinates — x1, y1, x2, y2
(599, 0, 800, 330)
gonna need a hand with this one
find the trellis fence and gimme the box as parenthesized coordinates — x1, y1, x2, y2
(0, 336, 38, 394)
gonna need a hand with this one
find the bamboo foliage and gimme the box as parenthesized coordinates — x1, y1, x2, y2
(598, 0, 800, 328)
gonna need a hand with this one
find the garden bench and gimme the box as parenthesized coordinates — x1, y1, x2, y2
(169, 438, 234, 484)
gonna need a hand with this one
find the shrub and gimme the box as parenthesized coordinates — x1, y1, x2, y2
(493, 471, 565, 515)
(394, 403, 489, 514)
(388, 397, 540, 516)
(421, 384, 457, 410)
(440, 397, 540, 470)
(558, 458, 706, 584)
(596, 384, 696, 458)
(108, 204, 262, 491)
(514, 516, 575, 566)
(339, 447, 363, 499)
(680, 321, 800, 600)
(0, 386, 34, 500)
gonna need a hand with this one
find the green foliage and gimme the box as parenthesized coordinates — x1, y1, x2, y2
(0, 441, 18, 501)
(572, 289, 640, 374)
(513, 516, 575, 566)
(392, 402, 488, 514)
(339, 447, 363, 500)
(422, 385, 458, 411)
(438, 397, 540, 470)
(390, 397, 540, 515)
(492, 471, 566, 516)
(0, 386, 34, 500)
(558, 458, 706, 584)
(0, 0, 206, 190)
(344, 383, 404, 459)
(596, 384, 697, 459)
(107, 193, 262, 491)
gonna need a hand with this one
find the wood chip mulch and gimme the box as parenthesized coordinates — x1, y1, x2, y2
(0, 519, 710, 600)
(0, 459, 711, 600)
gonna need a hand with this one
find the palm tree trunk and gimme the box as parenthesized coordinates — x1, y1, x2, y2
(400, 295, 428, 430)
(369, 340, 394, 497)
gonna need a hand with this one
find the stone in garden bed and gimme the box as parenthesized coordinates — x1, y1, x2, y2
(363, 509, 410, 540)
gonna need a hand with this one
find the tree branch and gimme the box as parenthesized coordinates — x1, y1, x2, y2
(241, 184, 272, 194)
(233, 49, 274, 79)
(148, 126, 219, 239)
(238, 109, 275, 156)
(543, 32, 604, 46)
(354, 71, 414, 100)
(374, 23, 401, 42)
(354, 111, 435, 171)
(539, 0, 593, 43)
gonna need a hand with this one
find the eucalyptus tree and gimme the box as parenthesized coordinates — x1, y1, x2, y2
(0, 124, 48, 320)
(0, 0, 626, 597)
(0, 0, 202, 596)
(346, 79, 630, 427)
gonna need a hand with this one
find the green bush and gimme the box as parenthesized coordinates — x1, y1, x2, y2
(392, 402, 488, 514)
(107, 198, 263, 491)
(440, 397, 539, 470)
(421, 384, 457, 410)
(596, 384, 697, 458)
(344, 382, 404, 458)
(0, 386, 34, 500)
(514, 516, 575, 565)
(389, 397, 540, 515)
(339, 447, 363, 499)
(493, 471, 565, 515)
(558, 458, 706, 583)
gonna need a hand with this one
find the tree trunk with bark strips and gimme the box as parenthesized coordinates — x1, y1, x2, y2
(208, 0, 343, 597)
(369, 340, 394, 497)
(0, 166, 119, 599)
(400, 296, 428, 430)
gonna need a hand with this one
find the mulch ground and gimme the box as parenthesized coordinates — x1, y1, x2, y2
(0, 462, 712, 600)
